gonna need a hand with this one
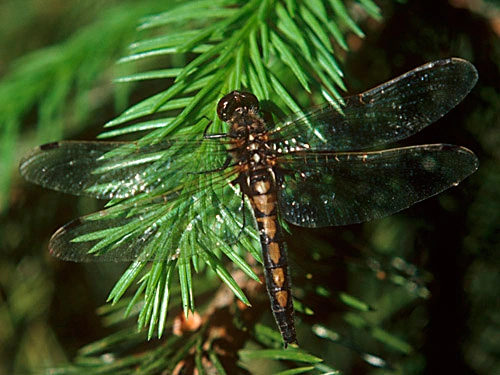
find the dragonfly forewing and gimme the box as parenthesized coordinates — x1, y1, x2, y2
(273, 58, 478, 152)
(19, 139, 228, 199)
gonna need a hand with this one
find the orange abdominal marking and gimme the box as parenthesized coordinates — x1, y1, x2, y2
(254, 180, 271, 194)
(252, 194, 275, 215)
(257, 216, 277, 238)
(271, 268, 285, 288)
(275, 291, 289, 308)
(268, 242, 281, 264)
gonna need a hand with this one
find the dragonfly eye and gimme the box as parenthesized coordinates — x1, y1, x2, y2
(217, 91, 260, 122)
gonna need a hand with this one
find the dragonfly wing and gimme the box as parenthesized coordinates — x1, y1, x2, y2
(273, 58, 478, 151)
(49, 195, 170, 262)
(48, 178, 256, 262)
(20, 138, 260, 263)
(19, 139, 227, 199)
(276, 145, 478, 227)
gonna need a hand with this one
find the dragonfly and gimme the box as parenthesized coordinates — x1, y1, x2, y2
(20, 58, 479, 347)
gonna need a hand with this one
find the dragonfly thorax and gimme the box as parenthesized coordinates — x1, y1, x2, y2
(219, 91, 275, 176)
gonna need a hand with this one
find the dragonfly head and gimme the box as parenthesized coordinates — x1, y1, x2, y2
(217, 90, 259, 122)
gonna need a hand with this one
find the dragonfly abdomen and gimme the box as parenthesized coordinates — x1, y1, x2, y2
(246, 171, 297, 347)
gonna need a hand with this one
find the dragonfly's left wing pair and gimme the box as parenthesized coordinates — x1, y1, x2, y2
(19, 139, 224, 199)
(19, 139, 246, 262)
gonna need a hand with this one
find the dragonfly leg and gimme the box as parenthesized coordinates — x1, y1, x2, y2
(234, 192, 248, 241)
(203, 119, 229, 139)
